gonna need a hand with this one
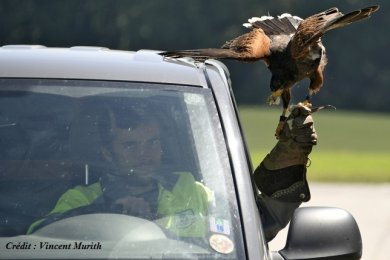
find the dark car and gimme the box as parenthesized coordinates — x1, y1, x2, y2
(0, 45, 362, 259)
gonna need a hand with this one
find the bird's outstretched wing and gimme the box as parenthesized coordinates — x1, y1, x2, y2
(161, 13, 305, 62)
(291, 5, 379, 59)
(161, 28, 271, 62)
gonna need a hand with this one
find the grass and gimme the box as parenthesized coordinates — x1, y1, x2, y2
(238, 106, 390, 182)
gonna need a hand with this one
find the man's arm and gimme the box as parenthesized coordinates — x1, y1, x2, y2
(253, 104, 318, 241)
(27, 183, 102, 234)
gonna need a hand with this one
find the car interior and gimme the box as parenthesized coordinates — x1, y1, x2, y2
(0, 88, 201, 237)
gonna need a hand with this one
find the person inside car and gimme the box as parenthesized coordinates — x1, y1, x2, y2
(27, 103, 317, 243)
(27, 106, 213, 237)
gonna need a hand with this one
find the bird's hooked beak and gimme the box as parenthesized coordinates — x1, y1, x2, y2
(267, 89, 284, 105)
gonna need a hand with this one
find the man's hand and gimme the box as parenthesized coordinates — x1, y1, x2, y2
(264, 103, 317, 170)
(254, 103, 325, 241)
(115, 196, 152, 216)
(254, 103, 318, 203)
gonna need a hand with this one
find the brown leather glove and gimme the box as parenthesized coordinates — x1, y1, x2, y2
(254, 104, 317, 203)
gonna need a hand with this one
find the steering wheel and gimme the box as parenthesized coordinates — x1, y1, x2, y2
(33, 213, 167, 242)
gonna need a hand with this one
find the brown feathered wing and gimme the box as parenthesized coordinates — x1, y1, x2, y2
(161, 28, 271, 62)
(291, 5, 380, 59)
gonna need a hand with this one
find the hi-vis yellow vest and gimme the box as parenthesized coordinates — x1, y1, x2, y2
(28, 172, 213, 237)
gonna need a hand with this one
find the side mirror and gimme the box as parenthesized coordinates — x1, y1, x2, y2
(280, 207, 362, 260)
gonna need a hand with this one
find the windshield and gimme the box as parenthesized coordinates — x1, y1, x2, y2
(0, 79, 245, 259)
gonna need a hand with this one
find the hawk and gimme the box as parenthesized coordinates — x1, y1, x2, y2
(160, 5, 379, 137)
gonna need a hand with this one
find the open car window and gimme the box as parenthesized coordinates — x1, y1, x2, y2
(0, 79, 245, 259)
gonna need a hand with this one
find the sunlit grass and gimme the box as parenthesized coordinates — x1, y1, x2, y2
(250, 149, 390, 182)
(238, 106, 390, 182)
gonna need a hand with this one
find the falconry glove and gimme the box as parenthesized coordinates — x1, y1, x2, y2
(254, 103, 317, 203)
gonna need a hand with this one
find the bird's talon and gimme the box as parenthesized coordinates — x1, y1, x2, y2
(275, 120, 285, 139)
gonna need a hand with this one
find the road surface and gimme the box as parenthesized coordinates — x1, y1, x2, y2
(268, 183, 390, 260)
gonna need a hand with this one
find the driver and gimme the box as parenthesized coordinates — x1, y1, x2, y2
(28, 103, 318, 243)
(27, 107, 213, 237)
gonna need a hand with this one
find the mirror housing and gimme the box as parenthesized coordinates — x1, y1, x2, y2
(280, 207, 362, 260)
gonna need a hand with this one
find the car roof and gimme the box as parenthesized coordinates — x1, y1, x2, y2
(0, 45, 207, 87)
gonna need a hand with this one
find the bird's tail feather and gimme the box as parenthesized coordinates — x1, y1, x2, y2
(245, 14, 303, 35)
(160, 48, 242, 61)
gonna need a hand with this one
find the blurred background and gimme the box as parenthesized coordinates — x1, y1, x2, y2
(0, 0, 389, 182)
(1, 1, 389, 259)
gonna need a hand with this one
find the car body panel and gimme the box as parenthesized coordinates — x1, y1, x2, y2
(0, 46, 205, 87)
(204, 61, 269, 259)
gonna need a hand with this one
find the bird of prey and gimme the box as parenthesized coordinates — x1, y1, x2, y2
(160, 5, 379, 137)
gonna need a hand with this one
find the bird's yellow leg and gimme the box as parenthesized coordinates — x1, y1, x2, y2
(267, 89, 284, 105)
(275, 108, 288, 139)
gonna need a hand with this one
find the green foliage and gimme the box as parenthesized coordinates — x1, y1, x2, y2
(0, 0, 389, 111)
(239, 106, 390, 182)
